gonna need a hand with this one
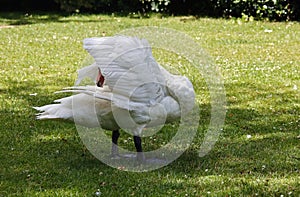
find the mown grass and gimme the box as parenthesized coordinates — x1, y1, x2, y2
(0, 13, 299, 196)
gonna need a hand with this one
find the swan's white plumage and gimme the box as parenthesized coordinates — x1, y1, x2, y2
(75, 63, 98, 85)
(35, 36, 195, 135)
(83, 36, 167, 111)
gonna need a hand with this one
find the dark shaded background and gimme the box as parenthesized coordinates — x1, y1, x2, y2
(0, 0, 299, 21)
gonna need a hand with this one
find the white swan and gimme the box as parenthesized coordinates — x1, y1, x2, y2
(34, 36, 195, 162)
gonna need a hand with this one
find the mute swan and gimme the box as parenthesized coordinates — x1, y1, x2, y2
(34, 36, 195, 163)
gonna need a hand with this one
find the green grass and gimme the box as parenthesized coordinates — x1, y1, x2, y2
(1, 13, 299, 196)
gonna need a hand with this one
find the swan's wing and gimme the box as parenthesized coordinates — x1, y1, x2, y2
(83, 36, 166, 110)
(75, 62, 98, 85)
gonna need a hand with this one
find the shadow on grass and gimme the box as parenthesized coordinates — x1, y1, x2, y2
(0, 12, 61, 25)
(1, 77, 299, 195)
(0, 12, 106, 26)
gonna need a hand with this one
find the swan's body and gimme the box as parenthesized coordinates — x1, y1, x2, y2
(34, 36, 195, 162)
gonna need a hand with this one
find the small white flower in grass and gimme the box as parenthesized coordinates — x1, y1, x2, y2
(205, 169, 208, 172)
(29, 93, 37, 96)
(117, 166, 125, 170)
(264, 29, 273, 33)
(293, 85, 297, 90)
(288, 191, 293, 195)
(246, 134, 252, 139)
(280, 195, 284, 197)
(262, 165, 266, 170)
(95, 189, 101, 196)
(207, 191, 211, 194)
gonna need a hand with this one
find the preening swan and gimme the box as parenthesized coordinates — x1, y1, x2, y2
(34, 36, 195, 163)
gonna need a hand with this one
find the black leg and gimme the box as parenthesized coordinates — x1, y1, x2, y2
(111, 130, 120, 157)
(133, 136, 142, 152)
(112, 130, 120, 145)
(134, 135, 145, 162)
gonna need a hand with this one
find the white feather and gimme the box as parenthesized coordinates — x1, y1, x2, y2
(34, 36, 195, 134)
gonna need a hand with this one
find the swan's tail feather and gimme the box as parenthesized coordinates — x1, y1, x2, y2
(33, 103, 73, 120)
(34, 92, 114, 128)
(34, 84, 113, 121)
(55, 86, 113, 102)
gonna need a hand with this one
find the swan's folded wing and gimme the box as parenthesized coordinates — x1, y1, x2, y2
(83, 36, 167, 110)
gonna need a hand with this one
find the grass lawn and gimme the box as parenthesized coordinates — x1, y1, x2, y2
(0, 13, 299, 196)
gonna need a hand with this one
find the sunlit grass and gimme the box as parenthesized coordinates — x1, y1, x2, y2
(0, 13, 299, 196)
